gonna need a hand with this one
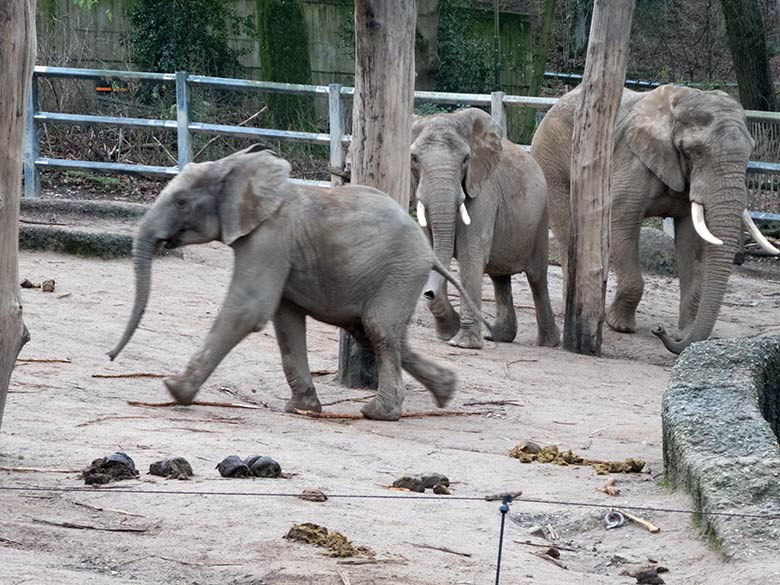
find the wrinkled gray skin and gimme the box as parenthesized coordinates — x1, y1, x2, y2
(531, 84, 756, 354)
(108, 146, 478, 421)
(411, 108, 560, 349)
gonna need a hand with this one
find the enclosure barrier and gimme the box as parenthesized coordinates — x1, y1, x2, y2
(22, 66, 780, 222)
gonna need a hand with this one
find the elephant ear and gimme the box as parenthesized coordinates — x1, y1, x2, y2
(409, 115, 427, 204)
(623, 85, 687, 192)
(457, 108, 502, 198)
(218, 150, 291, 245)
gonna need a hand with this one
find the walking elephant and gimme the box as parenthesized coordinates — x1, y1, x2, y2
(411, 107, 560, 349)
(108, 145, 487, 421)
(531, 84, 778, 354)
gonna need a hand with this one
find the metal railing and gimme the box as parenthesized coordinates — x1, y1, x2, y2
(21, 66, 780, 222)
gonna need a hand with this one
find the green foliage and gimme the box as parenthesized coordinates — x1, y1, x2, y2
(257, 0, 316, 130)
(435, 0, 492, 95)
(126, 0, 248, 77)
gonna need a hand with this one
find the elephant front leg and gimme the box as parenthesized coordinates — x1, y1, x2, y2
(449, 249, 485, 349)
(486, 275, 517, 343)
(427, 279, 461, 341)
(273, 302, 322, 414)
(674, 215, 704, 332)
(606, 223, 644, 333)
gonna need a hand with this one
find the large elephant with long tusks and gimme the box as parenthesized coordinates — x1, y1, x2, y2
(411, 108, 560, 350)
(531, 84, 779, 355)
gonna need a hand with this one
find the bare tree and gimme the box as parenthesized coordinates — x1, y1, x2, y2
(0, 0, 36, 430)
(338, 0, 417, 387)
(564, 0, 635, 355)
(721, 0, 777, 110)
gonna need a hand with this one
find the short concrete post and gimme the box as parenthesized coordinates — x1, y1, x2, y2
(328, 83, 345, 187)
(23, 76, 39, 198)
(491, 91, 507, 138)
(175, 71, 191, 170)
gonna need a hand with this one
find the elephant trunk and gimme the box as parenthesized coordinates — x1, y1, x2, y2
(107, 218, 160, 360)
(653, 168, 745, 354)
(423, 200, 458, 300)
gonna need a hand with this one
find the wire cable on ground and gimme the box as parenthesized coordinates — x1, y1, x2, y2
(1, 484, 777, 520)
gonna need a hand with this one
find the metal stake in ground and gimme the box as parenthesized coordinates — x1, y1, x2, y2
(486, 491, 521, 585)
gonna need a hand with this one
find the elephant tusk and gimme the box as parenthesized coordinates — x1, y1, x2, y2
(459, 202, 471, 225)
(416, 200, 427, 227)
(742, 209, 780, 255)
(691, 202, 723, 246)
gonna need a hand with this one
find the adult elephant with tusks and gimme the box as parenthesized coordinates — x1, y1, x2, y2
(107, 145, 491, 421)
(411, 108, 560, 350)
(531, 84, 779, 355)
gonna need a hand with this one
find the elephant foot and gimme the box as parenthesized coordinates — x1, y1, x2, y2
(164, 375, 200, 405)
(536, 325, 561, 347)
(426, 368, 457, 408)
(284, 390, 322, 414)
(448, 329, 484, 349)
(360, 397, 402, 421)
(484, 320, 517, 343)
(606, 305, 637, 333)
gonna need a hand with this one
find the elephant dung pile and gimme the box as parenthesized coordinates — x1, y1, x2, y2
(149, 456, 193, 480)
(216, 455, 282, 478)
(81, 452, 139, 485)
(284, 523, 374, 558)
(392, 472, 450, 494)
(509, 442, 645, 475)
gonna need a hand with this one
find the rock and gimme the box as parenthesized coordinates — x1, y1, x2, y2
(82, 452, 139, 485)
(149, 456, 193, 480)
(298, 489, 328, 502)
(20, 279, 39, 289)
(216, 455, 252, 478)
(432, 483, 450, 495)
(41, 279, 56, 292)
(244, 455, 282, 478)
(638, 226, 677, 277)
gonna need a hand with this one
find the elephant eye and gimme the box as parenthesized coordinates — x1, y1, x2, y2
(174, 197, 186, 210)
(411, 153, 419, 166)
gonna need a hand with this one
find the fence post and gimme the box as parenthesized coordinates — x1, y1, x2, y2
(490, 91, 507, 138)
(662, 217, 675, 237)
(23, 75, 39, 198)
(176, 71, 191, 170)
(328, 83, 345, 186)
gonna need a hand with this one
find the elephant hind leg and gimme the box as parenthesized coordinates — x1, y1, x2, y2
(273, 302, 322, 414)
(526, 268, 561, 347)
(486, 275, 517, 342)
(359, 311, 407, 421)
(401, 336, 457, 408)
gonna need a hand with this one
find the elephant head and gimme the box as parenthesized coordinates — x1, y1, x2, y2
(624, 85, 778, 353)
(410, 108, 503, 299)
(108, 145, 291, 360)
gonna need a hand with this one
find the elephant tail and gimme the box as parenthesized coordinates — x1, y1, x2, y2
(431, 257, 496, 341)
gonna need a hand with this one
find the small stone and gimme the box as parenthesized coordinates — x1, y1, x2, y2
(528, 525, 545, 537)
(20, 279, 39, 289)
(216, 455, 252, 478)
(244, 455, 282, 478)
(544, 547, 560, 559)
(41, 279, 56, 292)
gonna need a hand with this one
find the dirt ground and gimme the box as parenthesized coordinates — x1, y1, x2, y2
(2, 242, 780, 585)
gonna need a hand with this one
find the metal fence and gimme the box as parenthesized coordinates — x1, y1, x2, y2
(22, 66, 780, 222)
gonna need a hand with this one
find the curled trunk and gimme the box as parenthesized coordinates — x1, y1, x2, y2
(654, 175, 745, 354)
(108, 222, 159, 360)
(423, 201, 457, 299)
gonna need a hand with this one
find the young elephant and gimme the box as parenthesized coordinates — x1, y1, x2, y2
(412, 108, 560, 349)
(108, 145, 480, 421)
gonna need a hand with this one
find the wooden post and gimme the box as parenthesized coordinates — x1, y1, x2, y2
(338, 0, 416, 388)
(0, 0, 36, 430)
(563, 0, 635, 356)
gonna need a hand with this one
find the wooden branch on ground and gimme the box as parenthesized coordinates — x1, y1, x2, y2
(462, 400, 523, 407)
(92, 372, 166, 379)
(321, 394, 375, 407)
(32, 518, 150, 533)
(514, 540, 578, 553)
(72, 501, 145, 518)
(409, 543, 472, 557)
(0, 465, 81, 473)
(16, 358, 71, 364)
(127, 400, 264, 410)
(293, 409, 484, 420)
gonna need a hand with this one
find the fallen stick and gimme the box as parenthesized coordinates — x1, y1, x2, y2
(337, 569, 352, 585)
(621, 510, 661, 533)
(20, 218, 69, 226)
(72, 501, 145, 518)
(76, 415, 151, 427)
(462, 399, 523, 407)
(506, 358, 539, 366)
(293, 409, 484, 420)
(0, 536, 23, 546)
(532, 550, 568, 570)
(93, 373, 166, 379)
(321, 394, 375, 407)
(32, 518, 150, 533)
(310, 369, 337, 376)
(0, 465, 81, 473)
(514, 540, 577, 553)
(128, 400, 264, 410)
(409, 543, 472, 557)
(336, 558, 406, 566)
(16, 357, 71, 364)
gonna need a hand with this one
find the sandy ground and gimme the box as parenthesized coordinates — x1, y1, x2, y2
(2, 244, 780, 585)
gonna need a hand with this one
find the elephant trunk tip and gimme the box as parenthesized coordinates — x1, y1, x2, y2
(423, 289, 436, 300)
(651, 325, 685, 355)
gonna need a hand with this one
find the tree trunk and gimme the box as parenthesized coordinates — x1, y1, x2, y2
(0, 0, 36, 431)
(563, 0, 635, 356)
(415, 0, 439, 90)
(338, 0, 416, 388)
(721, 0, 777, 111)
